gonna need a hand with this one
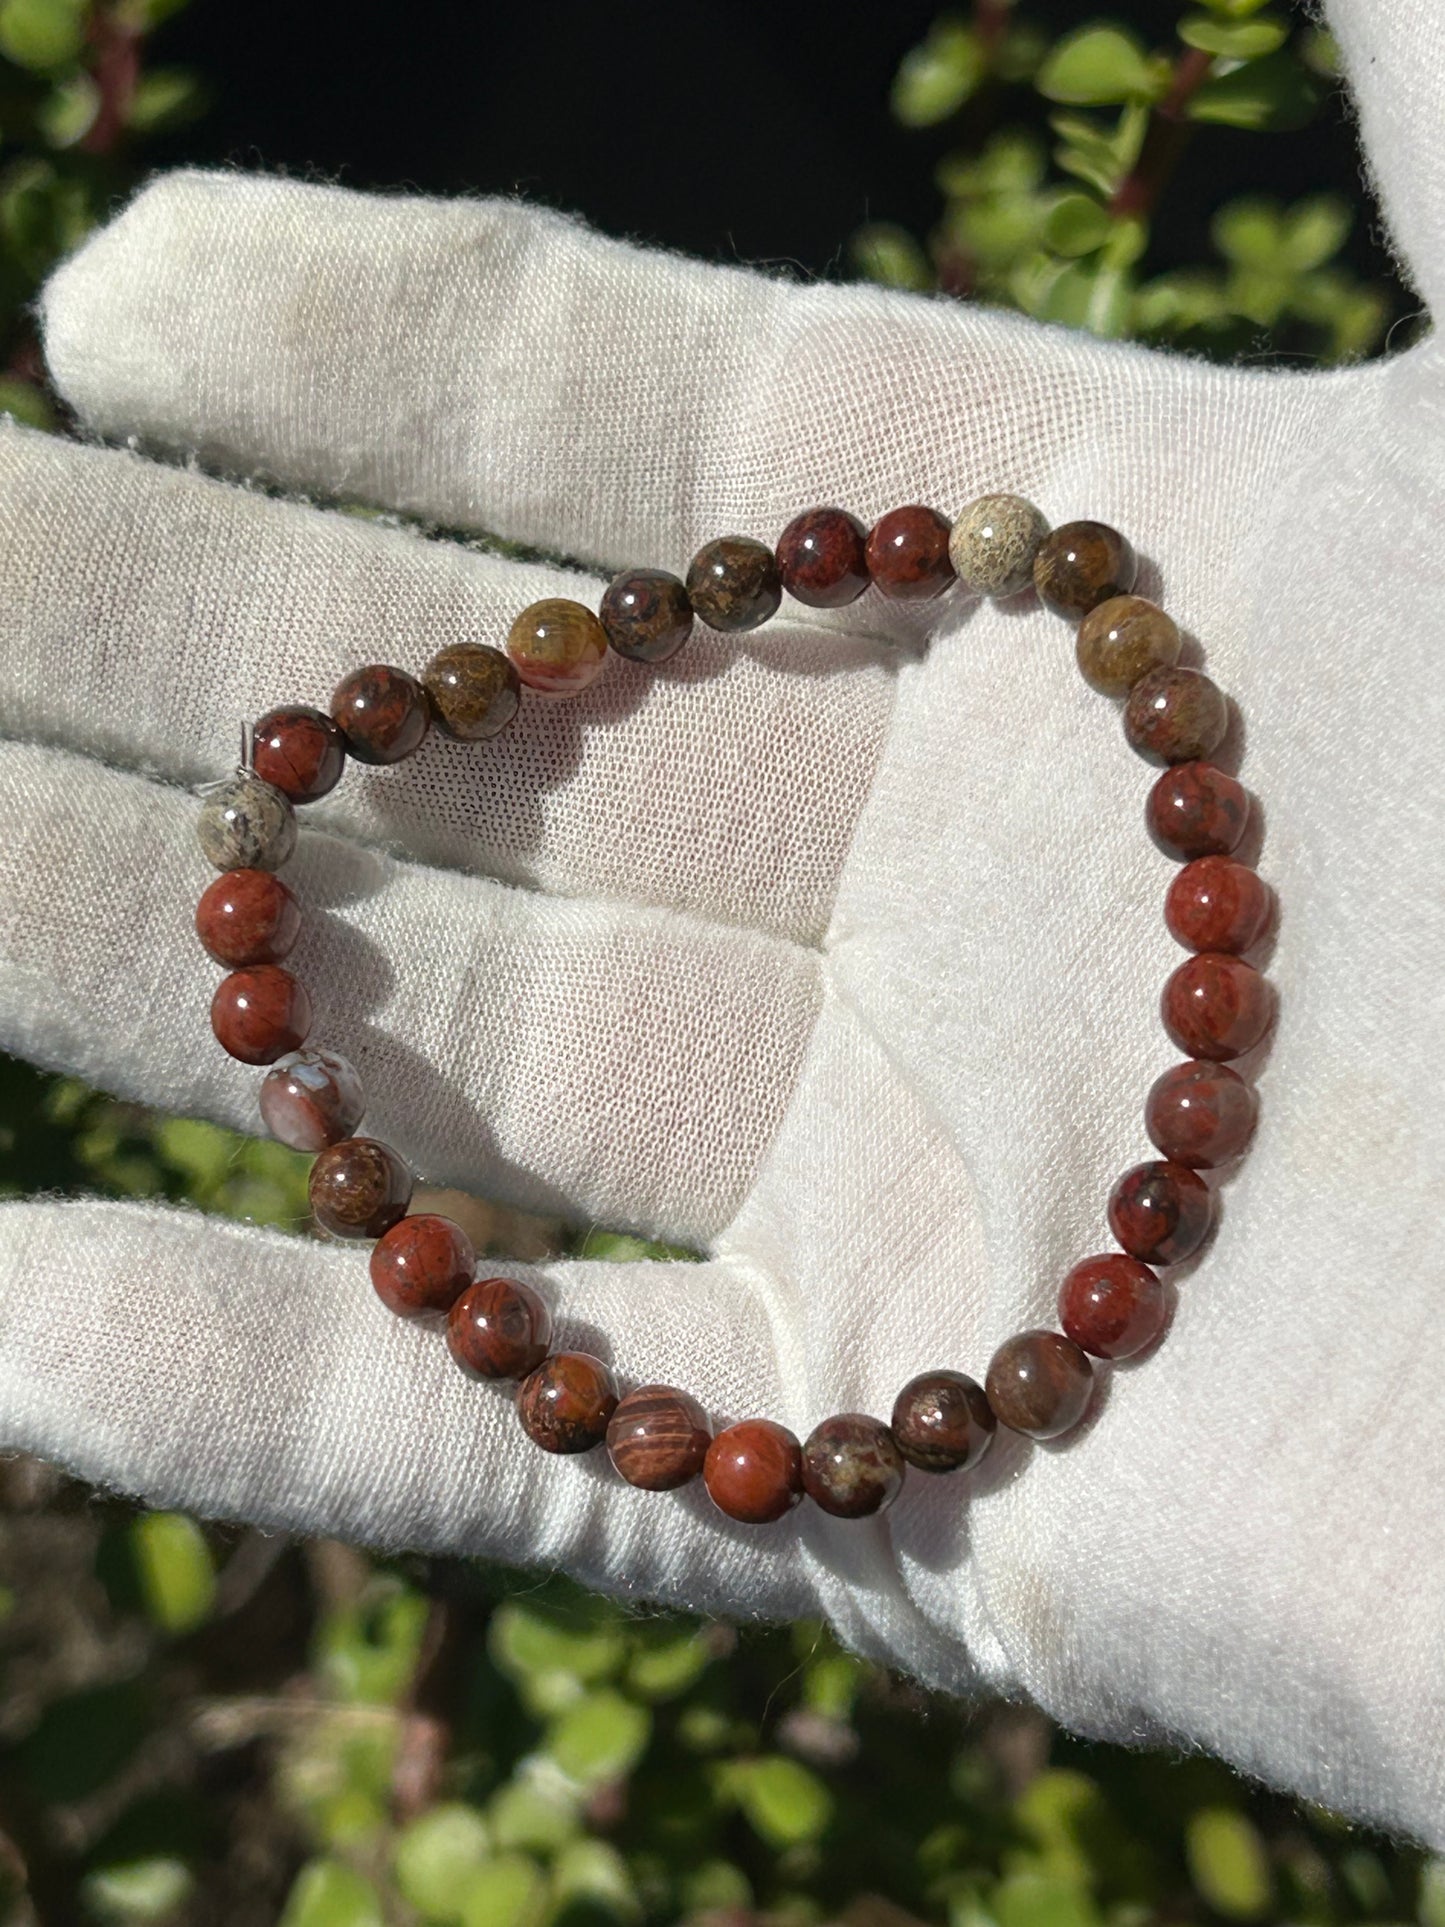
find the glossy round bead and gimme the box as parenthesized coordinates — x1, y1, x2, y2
(195, 868, 300, 967)
(606, 1384, 711, 1491)
(1162, 952, 1273, 1061)
(1075, 595, 1179, 697)
(1125, 666, 1228, 765)
(331, 664, 431, 764)
(422, 643, 521, 741)
(517, 1352, 618, 1454)
(1166, 856, 1273, 954)
(1146, 761, 1249, 861)
(775, 507, 869, 608)
(599, 569, 694, 664)
(196, 774, 296, 874)
(370, 1213, 474, 1319)
(703, 1419, 804, 1524)
(210, 964, 311, 1065)
(866, 505, 953, 600)
(685, 536, 782, 632)
(1033, 520, 1137, 619)
(1146, 1059, 1257, 1169)
(1058, 1255, 1165, 1360)
(506, 598, 609, 696)
(1107, 1160, 1213, 1266)
(985, 1329, 1094, 1440)
(948, 493, 1048, 598)
(252, 704, 346, 803)
(447, 1276, 551, 1381)
(800, 1413, 905, 1519)
(890, 1369, 996, 1473)
(308, 1136, 412, 1240)
(259, 1048, 365, 1152)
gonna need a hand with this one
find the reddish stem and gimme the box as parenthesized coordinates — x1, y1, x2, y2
(81, 7, 140, 157)
(1108, 45, 1213, 221)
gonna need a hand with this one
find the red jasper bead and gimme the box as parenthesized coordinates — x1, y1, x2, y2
(253, 704, 346, 803)
(195, 868, 300, 967)
(447, 1276, 551, 1381)
(517, 1352, 618, 1454)
(1146, 1059, 1257, 1169)
(370, 1213, 474, 1318)
(1162, 952, 1273, 1061)
(704, 1419, 804, 1523)
(985, 1329, 1093, 1440)
(865, 505, 954, 600)
(1058, 1254, 1165, 1360)
(210, 964, 312, 1064)
(775, 507, 869, 608)
(801, 1413, 905, 1518)
(309, 1137, 412, 1240)
(1146, 761, 1249, 861)
(606, 1384, 711, 1490)
(1107, 1160, 1212, 1265)
(1166, 856, 1273, 954)
(331, 664, 431, 764)
(891, 1369, 995, 1473)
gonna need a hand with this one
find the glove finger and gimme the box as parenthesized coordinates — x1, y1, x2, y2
(0, 421, 893, 948)
(42, 170, 1206, 569)
(0, 742, 819, 1245)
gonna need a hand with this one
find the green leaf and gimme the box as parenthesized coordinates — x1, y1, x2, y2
(395, 1804, 492, 1922)
(546, 1688, 651, 1789)
(892, 22, 986, 128)
(1419, 1858, 1445, 1927)
(0, 0, 85, 70)
(1188, 49, 1318, 129)
(1185, 1808, 1273, 1919)
(851, 222, 932, 293)
(0, 376, 55, 430)
(1036, 27, 1163, 105)
(488, 1597, 625, 1708)
(1194, 0, 1272, 15)
(1050, 103, 1148, 198)
(551, 1840, 640, 1922)
(457, 1854, 547, 1927)
(937, 129, 1046, 198)
(624, 1624, 712, 1701)
(127, 67, 205, 133)
(279, 1859, 384, 1927)
(992, 1873, 1103, 1927)
(315, 1576, 429, 1704)
(1042, 192, 1114, 257)
(679, 1861, 753, 1915)
(1178, 13, 1288, 58)
(1280, 193, 1351, 270)
(131, 1511, 216, 1635)
(728, 1756, 833, 1849)
(36, 71, 97, 146)
(1212, 196, 1283, 266)
(81, 1856, 193, 1922)
(1035, 258, 1134, 337)
(572, 1228, 697, 1263)
(486, 1782, 580, 1855)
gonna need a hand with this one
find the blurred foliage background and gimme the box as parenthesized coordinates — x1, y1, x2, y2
(0, 0, 1428, 1921)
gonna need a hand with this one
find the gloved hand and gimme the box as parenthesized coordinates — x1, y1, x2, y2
(2, 0, 1442, 1846)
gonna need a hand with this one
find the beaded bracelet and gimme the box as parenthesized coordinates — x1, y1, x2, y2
(193, 495, 1273, 1526)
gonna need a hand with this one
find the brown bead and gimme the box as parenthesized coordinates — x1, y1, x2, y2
(370, 1213, 474, 1319)
(1058, 1255, 1165, 1360)
(801, 1413, 905, 1518)
(210, 964, 311, 1065)
(704, 1419, 803, 1523)
(685, 536, 782, 632)
(506, 599, 608, 696)
(606, 1384, 711, 1490)
(985, 1329, 1094, 1440)
(422, 643, 521, 741)
(891, 1369, 996, 1473)
(195, 868, 300, 967)
(599, 569, 694, 664)
(252, 704, 346, 803)
(1165, 856, 1273, 954)
(1033, 520, 1137, 619)
(259, 1048, 365, 1152)
(331, 664, 431, 764)
(1146, 1059, 1257, 1169)
(1075, 595, 1179, 697)
(1162, 952, 1273, 1061)
(1107, 1160, 1213, 1265)
(1146, 761, 1249, 861)
(517, 1352, 618, 1454)
(308, 1136, 412, 1240)
(447, 1276, 551, 1381)
(775, 507, 869, 608)
(1125, 666, 1228, 765)
(866, 504, 954, 601)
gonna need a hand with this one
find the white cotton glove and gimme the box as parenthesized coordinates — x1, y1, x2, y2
(2, 0, 1443, 1846)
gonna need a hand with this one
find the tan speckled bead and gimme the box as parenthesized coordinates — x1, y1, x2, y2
(1075, 595, 1180, 696)
(506, 599, 608, 696)
(948, 494, 1049, 598)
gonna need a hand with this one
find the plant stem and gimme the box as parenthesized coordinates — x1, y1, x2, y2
(1108, 45, 1213, 221)
(81, 7, 140, 157)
